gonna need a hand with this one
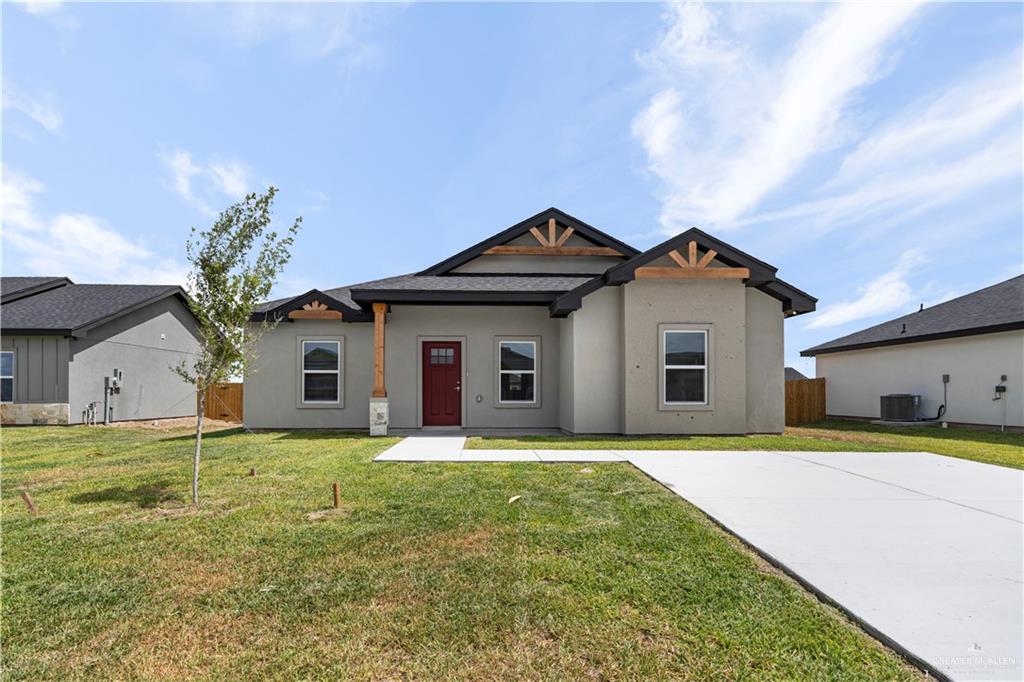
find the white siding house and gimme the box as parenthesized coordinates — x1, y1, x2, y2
(802, 276, 1024, 429)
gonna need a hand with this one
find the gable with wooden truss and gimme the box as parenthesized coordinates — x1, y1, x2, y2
(419, 207, 639, 276)
(634, 240, 750, 280)
(288, 299, 343, 320)
(551, 227, 815, 317)
(251, 289, 371, 324)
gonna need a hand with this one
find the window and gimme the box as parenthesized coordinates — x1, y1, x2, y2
(498, 340, 536, 403)
(430, 347, 455, 365)
(301, 340, 340, 403)
(1, 351, 12, 403)
(663, 330, 707, 405)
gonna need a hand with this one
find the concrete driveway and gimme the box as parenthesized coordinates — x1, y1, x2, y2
(628, 450, 1023, 682)
(377, 439, 1023, 680)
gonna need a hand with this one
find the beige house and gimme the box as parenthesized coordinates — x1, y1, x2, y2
(244, 208, 815, 435)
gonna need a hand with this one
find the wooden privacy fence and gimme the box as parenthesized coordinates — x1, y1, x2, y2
(785, 377, 826, 426)
(202, 382, 244, 423)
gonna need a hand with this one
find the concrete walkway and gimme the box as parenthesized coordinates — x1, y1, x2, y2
(374, 435, 467, 461)
(376, 438, 628, 462)
(376, 437, 1024, 681)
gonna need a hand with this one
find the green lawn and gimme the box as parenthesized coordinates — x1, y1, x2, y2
(2, 424, 922, 680)
(468, 419, 1024, 469)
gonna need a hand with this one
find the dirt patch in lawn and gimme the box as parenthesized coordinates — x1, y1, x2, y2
(305, 506, 353, 522)
(127, 612, 268, 679)
(442, 526, 494, 553)
(154, 555, 239, 599)
(108, 417, 237, 432)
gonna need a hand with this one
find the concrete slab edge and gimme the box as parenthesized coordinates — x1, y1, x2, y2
(630, 465, 954, 682)
(374, 441, 954, 679)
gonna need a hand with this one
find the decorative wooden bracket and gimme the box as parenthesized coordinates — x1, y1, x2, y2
(288, 300, 343, 320)
(635, 241, 750, 279)
(484, 218, 624, 257)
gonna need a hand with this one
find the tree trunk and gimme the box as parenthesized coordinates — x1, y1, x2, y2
(193, 390, 205, 505)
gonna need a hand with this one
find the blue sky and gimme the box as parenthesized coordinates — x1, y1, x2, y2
(3, 1, 1021, 375)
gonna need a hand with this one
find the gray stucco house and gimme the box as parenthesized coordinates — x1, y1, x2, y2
(246, 208, 816, 435)
(1, 276, 202, 425)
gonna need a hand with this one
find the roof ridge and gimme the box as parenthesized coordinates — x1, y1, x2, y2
(908, 274, 1023, 312)
(838, 275, 1021, 331)
(801, 275, 1023, 356)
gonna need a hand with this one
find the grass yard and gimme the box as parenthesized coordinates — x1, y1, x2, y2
(1, 424, 924, 680)
(468, 419, 1024, 470)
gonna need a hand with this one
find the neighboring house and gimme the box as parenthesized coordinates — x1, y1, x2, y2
(1, 277, 202, 425)
(784, 367, 809, 381)
(246, 208, 815, 435)
(802, 275, 1023, 428)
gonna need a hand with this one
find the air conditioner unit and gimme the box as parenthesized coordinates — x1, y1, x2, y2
(880, 394, 920, 421)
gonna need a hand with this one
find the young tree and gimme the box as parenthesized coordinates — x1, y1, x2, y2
(175, 187, 300, 504)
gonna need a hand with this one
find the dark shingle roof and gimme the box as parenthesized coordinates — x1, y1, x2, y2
(1, 276, 72, 302)
(801, 275, 1024, 356)
(1, 283, 186, 334)
(785, 367, 809, 381)
(350, 274, 592, 292)
(253, 208, 816, 319)
(255, 274, 593, 316)
(254, 288, 358, 314)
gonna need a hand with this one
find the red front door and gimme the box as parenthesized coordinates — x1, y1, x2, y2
(422, 341, 462, 426)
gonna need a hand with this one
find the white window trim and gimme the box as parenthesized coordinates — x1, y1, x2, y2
(1, 350, 13, 404)
(661, 328, 710, 407)
(298, 338, 343, 407)
(496, 338, 540, 407)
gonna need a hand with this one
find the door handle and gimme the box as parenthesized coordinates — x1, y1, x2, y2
(454, 381, 461, 392)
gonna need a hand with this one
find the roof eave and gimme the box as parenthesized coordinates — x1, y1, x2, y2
(348, 289, 565, 306)
(800, 321, 1024, 356)
(0, 327, 74, 336)
(758, 278, 817, 317)
(549, 275, 608, 317)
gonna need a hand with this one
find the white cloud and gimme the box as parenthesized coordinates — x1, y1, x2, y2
(159, 149, 253, 215)
(1, 166, 186, 285)
(804, 249, 927, 330)
(207, 159, 251, 199)
(3, 81, 62, 133)
(161, 149, 203, 209)
(634, 1, 922, 230)
(631, 89, 683, 173)
(725, 44, 1022, 251)
(831, 51, 1022, 187)
(190, 3, 395, 63)
(739, 130, 1021, 236)
(14, 1, 62, 15)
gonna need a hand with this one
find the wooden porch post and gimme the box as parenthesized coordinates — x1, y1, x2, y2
(372, 303, 388, 398)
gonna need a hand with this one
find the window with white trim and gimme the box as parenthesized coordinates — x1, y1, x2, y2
(663, 330, 707, 405)
(1, 351, 12, 403)
(301, 340, 340, 403)
(498, 340, 536, 403)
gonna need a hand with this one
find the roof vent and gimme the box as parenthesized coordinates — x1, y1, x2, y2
(900, 323, 906, 334)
